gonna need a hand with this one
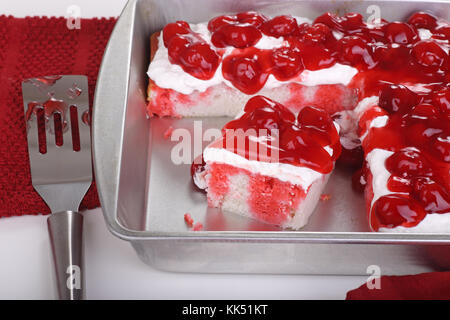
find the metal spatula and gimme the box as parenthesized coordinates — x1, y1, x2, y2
(22, 75, 92, 300)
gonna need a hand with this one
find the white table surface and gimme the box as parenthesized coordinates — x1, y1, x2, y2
(0, 0, 368, 300)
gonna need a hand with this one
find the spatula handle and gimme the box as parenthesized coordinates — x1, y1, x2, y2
(47, 211, 84, 300)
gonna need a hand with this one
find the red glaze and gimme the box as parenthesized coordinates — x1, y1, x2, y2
(219, 96, 339, 173)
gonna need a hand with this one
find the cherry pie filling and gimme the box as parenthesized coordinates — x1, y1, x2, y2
(162, 11, 448, 96)
(162, 11, 450, 231)
(211, 95, 340, 173)
(359, 83, 450, 231)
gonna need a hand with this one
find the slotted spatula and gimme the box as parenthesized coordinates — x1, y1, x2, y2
(22, 75, 92, 300)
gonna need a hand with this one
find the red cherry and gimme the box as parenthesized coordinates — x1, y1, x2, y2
(297, 106, 340, 157)
(211, 24, 262, 48)
(243, 96, 296, 123)
(280, 125, 334, 173)
(295, 42, 336, 70)
(407, 103, 440, 120)
(244, 107, 283, 131)
(431, 87, 450, 115)
(433, 25, 450, 42)
(384, 22, 418, 44)
(178, 43, 220, 80)
(236, 11, 267, 28)
(412, 40, 448, 70)
(167, 36, 190, 63)
(387, 175, 412, 193)
(403, 104, 441, 127)
(314, 12, 343, 32)
(365, 26, 387, 43)
(297, 106, 334, 132)
(385, 148, 432, 178)
(261, 15, 299, 38)
(337, 36, 376, 69)
(407, 12, 438, 30)
(430, 133, 450, 162)
(303, 23, 334, 44)
(412, 177, 450, 213)
(374, 44, 411, 69)
(379, 83, 420, 114)
(207, 15, 237, 32)
(270, 46, 304, 81)
(280, 124, 311, 150)
(222, 53, 269, 95)
(163, 21, 191, 47)
(372, 194, 427, 229)
(340, 12, 365, 32)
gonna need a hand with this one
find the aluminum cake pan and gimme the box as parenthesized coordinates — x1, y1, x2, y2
(93, 0, 450, 274)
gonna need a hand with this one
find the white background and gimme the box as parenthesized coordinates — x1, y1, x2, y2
(0, 0, 368, 299)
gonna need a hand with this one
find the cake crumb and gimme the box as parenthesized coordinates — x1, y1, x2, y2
(320, 194, 332, 201)
(192, 222, 203, 231)
(184, 213, 194, 227)
(163, 126, 174, 139)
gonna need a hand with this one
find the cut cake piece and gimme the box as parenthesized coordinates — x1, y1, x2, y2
(192, 96, 341, 229)
(355, 85, 450, 233)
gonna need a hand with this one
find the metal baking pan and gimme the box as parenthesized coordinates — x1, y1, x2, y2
(93, 0, 450, 275)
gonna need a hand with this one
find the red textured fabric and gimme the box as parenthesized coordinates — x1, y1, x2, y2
(0, 16, 116, 217)
(346, 272, 450, 300)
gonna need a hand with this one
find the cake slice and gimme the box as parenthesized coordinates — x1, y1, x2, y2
(192, 96, 341, 229)
(146, 12, 360, 117)
(356, 84, 450, 233)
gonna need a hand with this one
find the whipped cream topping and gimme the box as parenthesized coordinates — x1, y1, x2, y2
(418, 28, 433, 40)
(366, 148, 397, 210)
(147, 18, 359, 95)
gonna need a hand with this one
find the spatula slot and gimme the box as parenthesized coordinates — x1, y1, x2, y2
(54, 113, 64, 147)
(36, 108, 47, 154)
(70, 106, 81, 152)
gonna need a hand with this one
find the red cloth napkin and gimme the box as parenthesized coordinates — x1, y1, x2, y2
(346, 272, 450, 300)
(0, 16, 116, 218)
